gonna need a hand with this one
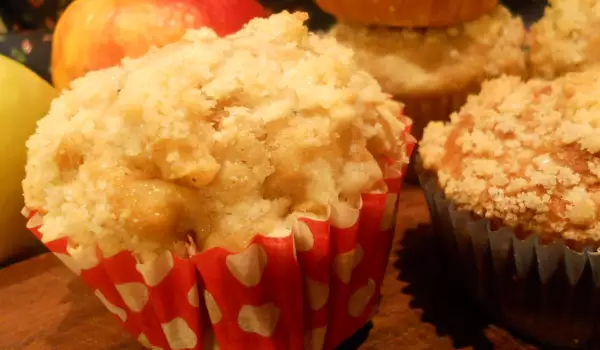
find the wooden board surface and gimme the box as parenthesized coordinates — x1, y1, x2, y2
(0, 186, 540, 350)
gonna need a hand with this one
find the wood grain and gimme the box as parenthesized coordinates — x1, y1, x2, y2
(0, 186, 540, 350)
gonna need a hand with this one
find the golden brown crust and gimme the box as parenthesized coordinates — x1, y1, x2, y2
(315, 0, 499, 27)
(420, 72, 600, 247)
(328, 6, 527, 96)
(528, 0, 600, 79)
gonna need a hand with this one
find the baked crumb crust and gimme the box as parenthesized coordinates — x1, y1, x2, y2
(528, 0, 600, 79)
(327, 5, 526, 96)
(420, 72, 600, 247)
(23, 12, 410, 258)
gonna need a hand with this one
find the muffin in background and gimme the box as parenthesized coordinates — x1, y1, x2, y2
(315, 0, 499, 27)
(528, 0, 600, 79)
(418, 72, 600, 347)
(23, 11, 414, 350)
(328, 5, 526, 142)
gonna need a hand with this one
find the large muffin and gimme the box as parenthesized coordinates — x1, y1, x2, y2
(22, 12, 413, 350)
(24, 11, 410, 257)
(419, 72, 600, 346)
(528, 0, 600, 79)
(315, 0, 499, 27)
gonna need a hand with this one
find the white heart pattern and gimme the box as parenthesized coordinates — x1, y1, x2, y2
(293, 220, 315, 252)
(348, 279, 376, 318)
(333, 245, 363, 284)
(304, 327, 327, 350)
(187, 285, 200, 307)
(94, 290, 127, 322)
(204, 290, 222, 324)
(161, 317, 198, 350)
(136, 251, 174, 287)
(116, 283, 150, 312)
(137, 333, 162, 350)
(238, 303, 280, 337)
(305, 277, 329, 311)
(329, 201, 360, 229)
(226, 244, 268, 287)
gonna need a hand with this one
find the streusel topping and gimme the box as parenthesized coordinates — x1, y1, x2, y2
(23, 12, 410, 258)
(528, 0, 600, 79)
(420, 72, 600, 245)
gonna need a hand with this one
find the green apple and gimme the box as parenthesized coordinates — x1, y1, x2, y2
(0, 55, 57, 263)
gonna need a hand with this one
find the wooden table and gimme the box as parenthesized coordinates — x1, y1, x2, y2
(0, 187, 540, 350)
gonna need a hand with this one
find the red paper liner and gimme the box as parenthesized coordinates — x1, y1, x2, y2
(26, 125, 414, 350)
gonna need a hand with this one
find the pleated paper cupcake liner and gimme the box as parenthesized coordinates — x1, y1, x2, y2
(24, 126, 415, 350)
(416, 156, 600, 348)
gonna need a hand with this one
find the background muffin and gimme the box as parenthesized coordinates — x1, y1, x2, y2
(23, 12, 413, 350)
(528, 0, 600, 79)
(419, 72, 600, 347)
(328, 5, 526, 141)
(315, 0, 499, 27)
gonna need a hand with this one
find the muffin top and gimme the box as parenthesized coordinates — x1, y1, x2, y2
(23, 12, 410, 259)
(420, 72, 600, 246)
(315, 0, 499, 27)
(328, 6, 526, 97)
(528, 0, 600, 79)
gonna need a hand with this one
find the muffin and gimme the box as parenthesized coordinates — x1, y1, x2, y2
(315, 0, 499, 27)
(528, 0, 600, 79)
(418, 72, 600, 347)
(328, 5, 526, 141)
(23, 12, 414, 350)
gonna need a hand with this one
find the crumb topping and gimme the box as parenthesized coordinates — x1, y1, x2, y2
(23, 12, 410, 258)
(420, 72, 600, 246)
(528, 0, 600, 79)
(327, 6, 526, 96)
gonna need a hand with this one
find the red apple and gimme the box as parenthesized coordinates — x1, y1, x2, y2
(51, 0, 268, 90)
